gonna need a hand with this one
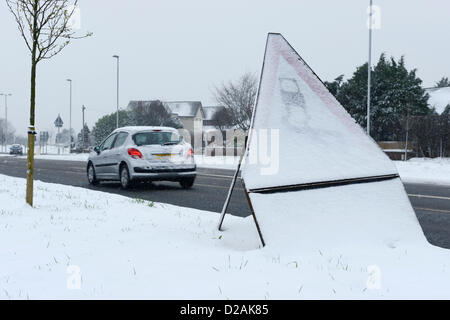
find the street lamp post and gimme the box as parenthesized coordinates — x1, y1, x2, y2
(66, 79, 72, 152)
(82, 104, 86, 149)
(0, 93, 12, 152)
(367, 0, 373, 136)
(113, 55, 120, 129)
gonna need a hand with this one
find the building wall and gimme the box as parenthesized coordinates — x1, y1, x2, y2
(377, 141, 414, 161)
(179, 108, 204, 154)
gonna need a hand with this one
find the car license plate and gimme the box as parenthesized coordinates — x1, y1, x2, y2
(155, 154, 174, 161)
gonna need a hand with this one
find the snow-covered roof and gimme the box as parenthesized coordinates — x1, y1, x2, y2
(127, 100, 204, 118)
(127, 100, 172, 114)
(203, 106, 225, 121)
(164, 101, 203, 118)
(426, 86, 450, 114)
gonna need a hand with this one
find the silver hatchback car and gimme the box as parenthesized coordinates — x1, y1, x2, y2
(87, 126, 196, 189)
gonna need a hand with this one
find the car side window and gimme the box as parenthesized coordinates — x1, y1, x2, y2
(113, 132, 128, 149)
(100, 133, 117, 151)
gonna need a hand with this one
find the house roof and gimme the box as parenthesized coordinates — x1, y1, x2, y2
(426, 86, 450, 114)
(127, 100, 204, 118)
(127, 100, 172, 114)
(164, 101, 204, 118)
(203, 106, 225, 121)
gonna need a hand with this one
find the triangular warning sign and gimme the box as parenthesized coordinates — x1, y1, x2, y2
(219, 33, 426, 250)
(243, 33, 397, 192)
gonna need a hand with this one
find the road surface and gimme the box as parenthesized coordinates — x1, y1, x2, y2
(1, 156, 449, 249)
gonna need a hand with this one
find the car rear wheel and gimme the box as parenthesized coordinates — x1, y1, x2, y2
(179, 177, 195, 189)
(120, 164, 132, 189)
(87, 162, 98, 185)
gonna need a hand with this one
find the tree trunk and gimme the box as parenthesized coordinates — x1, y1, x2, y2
(26, 56, 37, 206)
(26, 1, 38, 207)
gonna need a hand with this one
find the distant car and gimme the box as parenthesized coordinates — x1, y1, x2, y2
(87, 126, 196, 189)
(9, 144, 23, 156)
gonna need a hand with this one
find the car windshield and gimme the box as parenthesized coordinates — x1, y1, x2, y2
(133, 131, 181, 146)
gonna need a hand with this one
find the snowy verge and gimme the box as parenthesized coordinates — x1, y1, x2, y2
(395, 158, 450, 186)
(1, 174, 450, 299)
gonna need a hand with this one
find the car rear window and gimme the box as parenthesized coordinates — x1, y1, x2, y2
(133, 131, 180, 146)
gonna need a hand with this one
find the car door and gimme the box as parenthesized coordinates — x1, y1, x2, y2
(95, 133, 117, 177)
(107, 132, 129, 177)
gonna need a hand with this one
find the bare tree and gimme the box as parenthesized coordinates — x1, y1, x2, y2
(214, 72, 258, 131)
(211, 107, 234, 133)
(6, 0, 91, 206)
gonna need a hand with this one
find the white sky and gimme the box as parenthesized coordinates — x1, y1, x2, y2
(1, 0, 449, 136)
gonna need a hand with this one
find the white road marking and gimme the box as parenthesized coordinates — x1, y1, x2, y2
(408, 194, 450, 201)
(197, 173, 236, 180)
(413, 207, 450, 214)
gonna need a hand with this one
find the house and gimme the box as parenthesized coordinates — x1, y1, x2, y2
(203, 105, 247, 157)
(426, 86, 450, 114)
(378, 141, 414, 161)
(164, 101, 205, 135)
(127, 100, 204, 133)
(203, 106, 226, 128)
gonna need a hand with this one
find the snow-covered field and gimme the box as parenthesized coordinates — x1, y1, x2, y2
(395, 158, 450, 186)
(1, 173, 450, 299)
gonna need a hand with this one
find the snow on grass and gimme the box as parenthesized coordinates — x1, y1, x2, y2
(1, 174, 450, 299)
(395, 158, 450, 186)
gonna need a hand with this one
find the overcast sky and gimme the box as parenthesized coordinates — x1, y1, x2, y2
(1, 0, 449, 136)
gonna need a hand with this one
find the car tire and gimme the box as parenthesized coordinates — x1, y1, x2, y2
(120, 164, 132, 189)
(179, 177, 195, 189)
(87, 162, 99, 185)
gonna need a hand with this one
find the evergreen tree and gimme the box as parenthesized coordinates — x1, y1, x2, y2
(324, 75, 344, 97)
(92, 110, 132, 145)
(331, 54, 431, 141)
(436, 77, 450, 88)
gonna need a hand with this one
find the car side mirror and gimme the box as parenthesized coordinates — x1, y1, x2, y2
(94, 146, 101, 154)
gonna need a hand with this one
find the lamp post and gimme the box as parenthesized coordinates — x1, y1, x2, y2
(367, 0, 373, 136)
(66, 79, 72, 152)
(0, 93, 12, 152)
(113, 55, 120, 129)
(82, 105, 86, 149)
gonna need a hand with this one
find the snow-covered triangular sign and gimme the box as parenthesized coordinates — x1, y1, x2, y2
(219, 33, 427, 250)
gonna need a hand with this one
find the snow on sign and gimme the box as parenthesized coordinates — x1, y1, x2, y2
(219, 33, 426, 250)
(242, 33, 397, 191)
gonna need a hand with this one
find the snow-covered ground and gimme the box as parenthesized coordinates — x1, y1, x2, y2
(1, 173, 450, 299)
(395, 158, 450, 186)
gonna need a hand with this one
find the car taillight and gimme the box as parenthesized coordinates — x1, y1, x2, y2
(187, 148, 194, 158)
(128, 148, 143, 159)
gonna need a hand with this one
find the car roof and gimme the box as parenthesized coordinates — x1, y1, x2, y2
(113, 126, 178, 134)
